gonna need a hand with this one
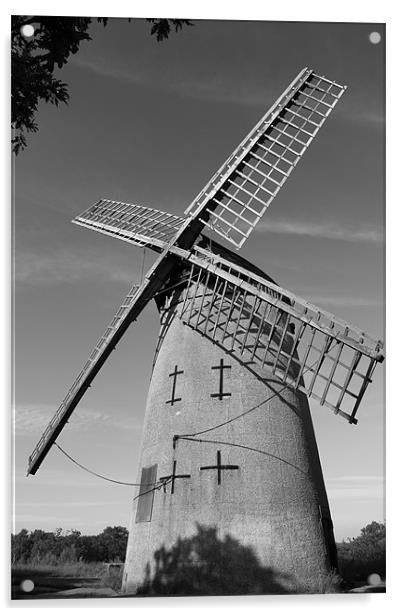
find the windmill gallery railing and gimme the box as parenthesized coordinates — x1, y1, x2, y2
(170, 247, 384, 425)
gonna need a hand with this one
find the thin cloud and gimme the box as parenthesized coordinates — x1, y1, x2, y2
(303, 295, 383, 308)
(71, 56, 386, 115)
(14, 404, 140, 435)
(19, 500, 125, 508)
(338, 106, 385, 128)
(256, 219, 384, 243)
(71, 56, 145, 86)
(15, 250, 137, 286)
(71, 55, 272, 106)
(358, 111, 385, 126)
(326, 475, 384, 501)
(14, 513, 76, 526)
(330, 475, 383, 482)
(14, 469, 101, 488)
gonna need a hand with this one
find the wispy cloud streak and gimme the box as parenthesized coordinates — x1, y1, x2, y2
(14, 404, 140, 435)
(256, 219, 384, 243)
(71, 56, 386, 121)
(71, 56, 274, 106)
(71, 56, 145, 86)
(15, 250, 138, 286)
(303, 295, 383, 308)
(326, 475, 384, 501)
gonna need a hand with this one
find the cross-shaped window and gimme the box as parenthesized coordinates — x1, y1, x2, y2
(159, 460, 191, 494)
(166, 365, 184, 406)
(210, 358, 231, 400)
(200, 450, 239, 485)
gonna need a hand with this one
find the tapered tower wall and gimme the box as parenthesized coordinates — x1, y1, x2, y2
(122, 270, 337, 595)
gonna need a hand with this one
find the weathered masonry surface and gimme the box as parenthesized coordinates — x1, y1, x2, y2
(123, 268, 337, 594)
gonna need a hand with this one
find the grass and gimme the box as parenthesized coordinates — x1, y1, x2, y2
(12, 552, 384, 596)
(100, 566, 124, 592)
(298, 569, 343, 594)
(12, 559, 126, 597)
(12, 560, 106, 578)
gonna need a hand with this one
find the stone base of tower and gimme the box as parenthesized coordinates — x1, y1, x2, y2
(122, 281, 337, 595)
(122, 509, 334, 595)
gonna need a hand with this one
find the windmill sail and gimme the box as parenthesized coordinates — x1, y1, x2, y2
(177, 246, 384, 424)
(184, 68, 346, 248)
(74, 199, 184, 251)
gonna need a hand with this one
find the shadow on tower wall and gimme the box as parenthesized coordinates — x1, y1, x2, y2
(135, 524, 294, 596)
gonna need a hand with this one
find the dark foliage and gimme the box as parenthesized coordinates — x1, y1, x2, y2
(13, 521, 385, 592)
(11, 16, 193, 154)
(337, 521, 386, 584)
(146, 18, 193, 42)
(11, 526, 128, 565)
(136, 523, 293, 596)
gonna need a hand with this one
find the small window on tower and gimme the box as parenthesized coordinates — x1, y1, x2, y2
(135, 464, 158, 523)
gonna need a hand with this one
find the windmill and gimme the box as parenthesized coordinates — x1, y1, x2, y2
(27, 67, 384, 594)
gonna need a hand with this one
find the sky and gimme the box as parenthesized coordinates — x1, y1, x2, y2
(12, 16, 385, 542)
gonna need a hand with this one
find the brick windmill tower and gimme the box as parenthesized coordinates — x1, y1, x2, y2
(27, 68, 384, 594)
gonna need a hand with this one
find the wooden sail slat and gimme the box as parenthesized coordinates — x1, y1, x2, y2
(211, 280, 229, 340)
(250, 301, 270, 360)
(203, 275, 221, 335)
(272, 313, 292, 375)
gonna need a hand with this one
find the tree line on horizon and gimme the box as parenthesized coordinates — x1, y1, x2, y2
(11, 525, 128, 565)
(336, 520, 385, 583)
(11, 521, 385, 584)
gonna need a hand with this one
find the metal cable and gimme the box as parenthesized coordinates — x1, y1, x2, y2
(176, 381, 291, 439)
(55, 443, 156, 487)
(132, 477, 174, 502)
(178, 436, 309, 477)
(175, 359, 321, 440)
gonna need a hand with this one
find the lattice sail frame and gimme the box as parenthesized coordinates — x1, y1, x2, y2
(74, 199, 184, 250)
(170, 246, 384, 424)
(184, 68, 346, 248)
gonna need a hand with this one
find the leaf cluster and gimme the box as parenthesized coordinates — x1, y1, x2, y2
(11, 16, 193, 154)
(146, 18, 193, 42)
(336, 521, 386, 583)
(11, 16, 92, 154)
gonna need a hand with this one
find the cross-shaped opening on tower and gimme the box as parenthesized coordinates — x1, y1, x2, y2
(159, 460, 191, 494)
(166, 365, 184, 406)
(210, 358, 231, 400)
(200, 450, 239, 485)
